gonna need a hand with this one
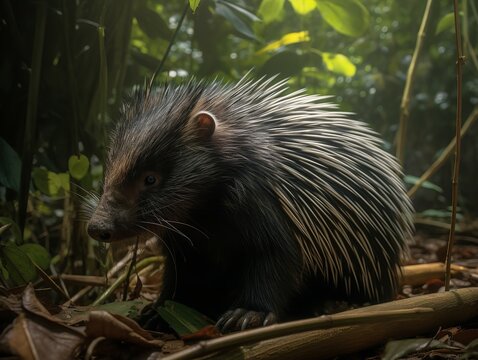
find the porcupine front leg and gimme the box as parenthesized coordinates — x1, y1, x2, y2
(216, 201, 302, 332)
(216, 248, 301, 332)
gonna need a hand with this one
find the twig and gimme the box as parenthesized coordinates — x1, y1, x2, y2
(148, 1, 189, 89)
(395, 0, 433, 164)
(122, 236, 140, 300)
(407, 106, 478, 198)
(92, 256, 163, 306)
(445, 0, 465, 291)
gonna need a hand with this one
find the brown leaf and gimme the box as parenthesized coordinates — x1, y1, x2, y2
(0, 313, 85, 360)
(86, 310, 164, 347)
(181, 325, 221, 341)
(453, 328, 478, 346)
(0, 283, 85, 360)
(21, 284, 56, 320)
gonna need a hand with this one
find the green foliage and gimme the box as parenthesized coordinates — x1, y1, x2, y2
(289, 0, 316, 15)
(0, 242, 51, 286)
(215, 1, 260, 41)
(0, 137, 21, 192)
(189, 0, 201, 13)
(19, 243, 51, 270)
(436, 12, 456, 34)
(32, 168, 69, 197)
(95, 300, 150, 318)
(155, 300, 213, 336)
(404, 175, 443, 193)
(316, 0, 370, 36)
(68, 154, 90, 181)
(258, 0, 285, 23)
(321, 52, 356, 76)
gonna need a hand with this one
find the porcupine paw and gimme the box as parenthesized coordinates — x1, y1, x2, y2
(215, 308, 277, 333)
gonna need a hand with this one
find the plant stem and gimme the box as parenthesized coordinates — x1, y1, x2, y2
(445, 0, 465, 291)
(395, 0, 433, 164)
(149, 1, 189, 88)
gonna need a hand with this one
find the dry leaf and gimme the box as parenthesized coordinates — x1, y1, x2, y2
(86, 310, 164, 347)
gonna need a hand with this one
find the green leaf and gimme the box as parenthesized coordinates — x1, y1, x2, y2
(95, 300, 150, 318)
(215, 2, 258, 41)
(134, 6, 172, 40)
(68, 154, 89, 181)
(32, 168, 58, 196)
(258, 0, 285, 23)
(0, 259, 9, 280)
(58, 173, 70, 192)
(1, 244, 36, 285)
(0, 137, 21, 192)
(220, 1, 260, 22)
(435, 12, 455, 35)
(156, 300, 212, 336)
(404, 175, 443, 193)
(289, 0, 316, 15)
(322, 52, 356, 76)
(189, 0, 201, 13)
(257, 31, 309, 53)
(0, 217, 22, 241)
(19, 243, 51, 270)
(316, 0, 370, 37)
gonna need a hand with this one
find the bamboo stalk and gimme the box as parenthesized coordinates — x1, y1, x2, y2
(158, 288, 478, 360)
(395, 0, 433, 164)
(445, 0, 465, 291)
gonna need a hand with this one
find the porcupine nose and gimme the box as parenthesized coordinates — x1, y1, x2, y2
(87, 221, 112, 242)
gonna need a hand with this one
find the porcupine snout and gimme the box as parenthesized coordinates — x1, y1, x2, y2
(87, 189, 137, 242)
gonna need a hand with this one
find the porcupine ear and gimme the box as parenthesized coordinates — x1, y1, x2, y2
(192, 111, 216, 139)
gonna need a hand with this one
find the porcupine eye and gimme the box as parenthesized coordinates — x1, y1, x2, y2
(144, 175, 157, 186)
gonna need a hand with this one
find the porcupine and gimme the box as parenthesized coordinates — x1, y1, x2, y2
(87, 76, 414, 332)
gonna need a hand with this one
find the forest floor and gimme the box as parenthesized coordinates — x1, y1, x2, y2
(1, 219, 478, 360)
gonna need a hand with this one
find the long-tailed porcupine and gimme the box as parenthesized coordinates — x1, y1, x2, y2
(87, 76, 414, 332)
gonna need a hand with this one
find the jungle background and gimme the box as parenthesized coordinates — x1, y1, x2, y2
(0, 0, 478, 358)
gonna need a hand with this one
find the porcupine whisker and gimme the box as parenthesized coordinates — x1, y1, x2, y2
(163, 220, 209, 239)
(141, 218, 194, 248)
(74, 182, 101, 199)
(136, 202, 204, 243)
(136, 224, 178, 298)
(162, 218, 197, 246)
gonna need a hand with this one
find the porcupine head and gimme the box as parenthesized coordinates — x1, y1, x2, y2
(87, 79, 414, 333)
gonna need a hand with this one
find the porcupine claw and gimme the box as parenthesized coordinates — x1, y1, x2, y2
(216, 308, 277, 333)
